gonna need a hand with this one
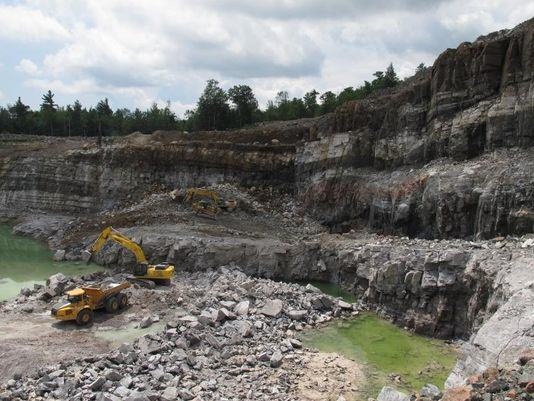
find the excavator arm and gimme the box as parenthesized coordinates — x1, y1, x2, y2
(88, 226, 148, 265)
(84, 226, 175, 284)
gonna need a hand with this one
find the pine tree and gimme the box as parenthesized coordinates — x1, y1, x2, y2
(71, 100, 83, 136)
(416, 63, 427, 74)
(383, 63, 400, 87)
(9, 97, 30, 134)
(40, 90, 57, 135)
(303, 90, 319, 117)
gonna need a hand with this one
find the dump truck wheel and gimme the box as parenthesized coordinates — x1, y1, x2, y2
(105, 296, 119, 313)
(76, 309, 93, 325)
(117, 293, 128, 309)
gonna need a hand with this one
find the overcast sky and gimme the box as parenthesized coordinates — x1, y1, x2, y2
(0, 0, 533, 117)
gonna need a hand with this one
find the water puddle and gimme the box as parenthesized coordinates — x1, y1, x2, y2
(94, 320, 166, 345)
(0, 224, 104, 301)
(299, 281, 457, 399)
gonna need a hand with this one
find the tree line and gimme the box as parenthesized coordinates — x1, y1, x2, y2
(0, 63, 416, 136)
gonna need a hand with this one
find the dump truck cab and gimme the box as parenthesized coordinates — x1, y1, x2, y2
(52, 288, 92, 324)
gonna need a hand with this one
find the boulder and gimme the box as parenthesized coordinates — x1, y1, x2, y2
(212, 308, 236, 322)
(288, 310, 307, 320)
(441, 386, 472, 401)
(420, 383, 442, 399)
(139, 316, 153, 329)
(89, 377, 106, 391)
(519, 349, 534, 365)
(19, 287, 32, 297)
(270, 351, 284, 368)
(305, 284, 321, 293)
(45, 273, 67, 296)
(377, 386, 410, 401)
(105, 369, 122, 382)
(161, 387, 178, 401)
(258, 299, 283, 317)
(53, 249, 66, 262)
(234, 300, 250, 316)
(310, 295, 334, 311)
(338, 300, 353, 309)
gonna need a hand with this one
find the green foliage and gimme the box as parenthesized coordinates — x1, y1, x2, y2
(319, 91, 337, 114)
(228, 84, 258, 127)
(40, 90, 57, 112)
(303, 90, 319, 117)
(416, 62, 427, 74)
(2, 63, 403, 136)
(9, 97, 31, 134)
(40, 90, 57, 135)
(194, 79, 230, 130)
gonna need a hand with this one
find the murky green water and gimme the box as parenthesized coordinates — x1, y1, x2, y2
(300, 282, 457, 398)
(304, 280, 357, 303)
(0, 224, 104, 301)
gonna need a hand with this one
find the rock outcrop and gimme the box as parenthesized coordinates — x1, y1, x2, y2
(3, 15, 534, 240)
(296, 17, 534, 239)
(0, 124, 306, 213)
(3, 19, 534, 240)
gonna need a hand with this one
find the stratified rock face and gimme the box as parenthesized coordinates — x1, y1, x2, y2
(0, 128, 300, 213)
(3, 19, 534, 240)
(297, 18, 534, 239)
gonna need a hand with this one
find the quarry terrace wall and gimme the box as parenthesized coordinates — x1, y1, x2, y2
(3, 19, 534, 240)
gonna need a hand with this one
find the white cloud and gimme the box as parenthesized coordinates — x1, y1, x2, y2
(16, 59, 41, 76)
(2, 0, 534, 112)
(0, 5, 69, 42)
(0, 89, 4, 102)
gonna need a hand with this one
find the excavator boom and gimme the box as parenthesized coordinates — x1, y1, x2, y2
(89, 226, 147, 264)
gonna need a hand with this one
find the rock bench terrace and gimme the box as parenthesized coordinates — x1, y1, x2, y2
(1, 14, 534, 401)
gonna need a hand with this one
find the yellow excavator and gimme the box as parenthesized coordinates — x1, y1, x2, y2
(83, 226, 174, 285)
(184, 188, 237, 219)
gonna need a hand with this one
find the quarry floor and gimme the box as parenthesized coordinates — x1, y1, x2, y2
(0, 182, 533, 401)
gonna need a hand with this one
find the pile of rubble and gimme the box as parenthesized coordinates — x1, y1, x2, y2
(0, 267, 362, 401)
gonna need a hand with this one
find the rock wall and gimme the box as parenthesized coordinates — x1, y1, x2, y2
(73, 225, 514, 339)
(0, 135, 297, 213)
(3, 20, 534, 239)
(296, 18, 534, 239)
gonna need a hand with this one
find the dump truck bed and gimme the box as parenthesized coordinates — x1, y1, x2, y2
(82, 281, 130, 307)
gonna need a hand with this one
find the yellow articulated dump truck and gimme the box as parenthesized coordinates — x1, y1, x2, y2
(51, 281, 130, 325)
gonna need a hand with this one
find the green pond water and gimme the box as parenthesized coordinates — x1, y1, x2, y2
(0, 224, 104, 301)
(300, 281, 457, 399)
